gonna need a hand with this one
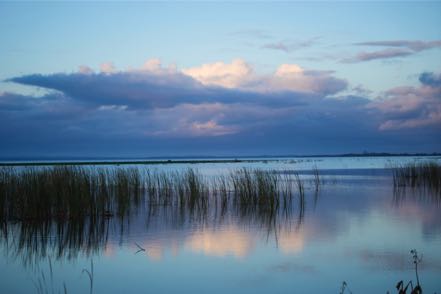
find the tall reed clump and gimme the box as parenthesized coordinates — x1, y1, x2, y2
(144, 168, 209, 210)
(227, 168, 305, 218)
(212, 174, 230, 210)
(392, 161, 441, 196)
(230, 168, 280, 210)
(1, 166, 313, 265)
(0, 166, 144, 221)
(0, 166, 310, 223)
(312, 166, 321, 192)
(173, 169, 209, 212)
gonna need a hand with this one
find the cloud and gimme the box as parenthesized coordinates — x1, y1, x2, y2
(9, 59, 347, 111)
(183, 59, 347, 95)
(190, 120, 236, 136)
(262, 37, 319, 53)
(145, 103, 231, 136)
(142, 58, 162, 72)
(8, 70, 203, 109)
(144, 102, 292, 138)
(268, 65, 347, 95)
(419, 72, 441, 87)
(355, 40, 441, 52)
(367, 72, 441, 130)
(100, 62, 116, 74)
(182, 59, 253, 88)
(78, 65, 94, 74)
(346, 39, 441, 62)
(1, 62, 440, 156)
(345, 48, 413, 62)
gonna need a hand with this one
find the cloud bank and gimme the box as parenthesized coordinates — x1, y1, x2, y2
(1, 59, 440, 156)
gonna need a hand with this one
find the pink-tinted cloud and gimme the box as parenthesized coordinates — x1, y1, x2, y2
(100, 62, 116, 74)
(368, 73, 441, 130)
(182, 59, 253, 89)
(78, 65, 94, 74)
(183, 59, 347, 95)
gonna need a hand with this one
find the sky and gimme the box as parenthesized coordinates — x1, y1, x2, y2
(0, 1, 440, 158)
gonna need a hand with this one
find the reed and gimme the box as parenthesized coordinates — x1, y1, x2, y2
(229, 168, 284, 210)
(0, 166, 311, 224)
(392, 161, 441, 196)
(82, 260, 94, 294)
(0, 166, 141, 221)
(312, 166, 321, 192)
(0, 166, 314, 266)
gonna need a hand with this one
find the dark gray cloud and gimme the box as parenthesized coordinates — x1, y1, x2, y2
(419, 72, 441, 88)
(9, 72, 204, 109)
(8, 69, 347, 109)
(346, 39, 441, 62)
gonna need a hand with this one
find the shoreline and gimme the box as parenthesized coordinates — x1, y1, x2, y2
(0, 158, 257, 167)
(1, 154, 440, 167)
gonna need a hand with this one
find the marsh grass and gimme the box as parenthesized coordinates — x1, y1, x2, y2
(0, 166, 312, 222)
(0, 166, 142, 221)
(392, 161, 441, 198)
(312, 166, 321, 192)
(0, 166, 314, 264)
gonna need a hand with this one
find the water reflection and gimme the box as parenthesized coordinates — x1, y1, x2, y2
(0, 187, 307, 267)
(2, 177, 441, 266)
(1, 170, 441, 293)
(186, 227, 255, 258)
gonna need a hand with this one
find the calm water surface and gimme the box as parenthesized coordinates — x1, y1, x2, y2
(1, 156, 440, 293)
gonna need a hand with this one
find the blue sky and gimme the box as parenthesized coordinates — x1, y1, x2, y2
(1, 2, 440, 157)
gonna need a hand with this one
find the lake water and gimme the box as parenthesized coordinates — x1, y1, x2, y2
(1, 156, 440, 293)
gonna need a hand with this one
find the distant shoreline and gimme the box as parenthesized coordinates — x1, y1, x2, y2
(0, 159, 254, 167)
(0, 153, 440, 167)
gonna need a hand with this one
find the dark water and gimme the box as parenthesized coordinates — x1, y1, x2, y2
(0, 157, 440, 293)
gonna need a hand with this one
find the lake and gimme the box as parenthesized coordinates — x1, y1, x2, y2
(1, 156, 440, 293)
